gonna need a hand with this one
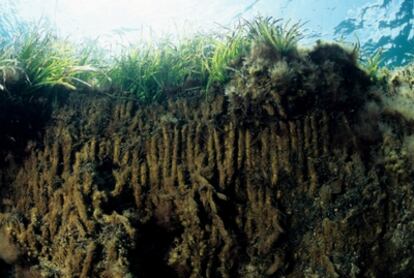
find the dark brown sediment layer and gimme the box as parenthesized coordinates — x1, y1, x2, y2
(0, 45, 414, 277)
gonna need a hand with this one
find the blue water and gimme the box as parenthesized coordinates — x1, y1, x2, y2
(0, 0, 413, 67)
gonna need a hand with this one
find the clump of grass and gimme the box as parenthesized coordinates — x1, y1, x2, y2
(109, 45, 162, 103)
(335, 37, 388, 82)
(246, 17, 303, 57)
(108, 30, 248, 102)
(74, 39, 110, 90)
(0, 47, 20, 92)
(204, 29, 249, 88)
(108, 40, 196, 103)
(14, 26, 96, 92)
(175, 34, 214, 88)
(362, 49, 385, 81)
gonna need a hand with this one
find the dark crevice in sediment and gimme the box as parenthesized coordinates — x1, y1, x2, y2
(95, 158, 118, 192)
(0, 260, 13, 278)
(129, 221, 180, 278)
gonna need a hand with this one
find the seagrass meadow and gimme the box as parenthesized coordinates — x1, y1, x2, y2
(1, 18, 414, 277)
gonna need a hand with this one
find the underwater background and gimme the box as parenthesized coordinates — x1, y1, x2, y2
(0, 0, 414, 277)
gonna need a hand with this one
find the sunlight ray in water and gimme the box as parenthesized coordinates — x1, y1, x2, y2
(12, 0, 366, 43)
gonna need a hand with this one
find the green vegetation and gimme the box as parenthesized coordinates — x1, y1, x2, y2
(107, 31, 251, 102)
(204, 29, 249, 88)
(0, 17, 307, 102)
(109, 37, 211, 103)
(3, 16, 398, 105)
(247, 17, 303, 56)
(15, 28, 97, 92)
(362, 49, 385, 82)
(0, 17, 309, 103)
(0, 47, 19, 92)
